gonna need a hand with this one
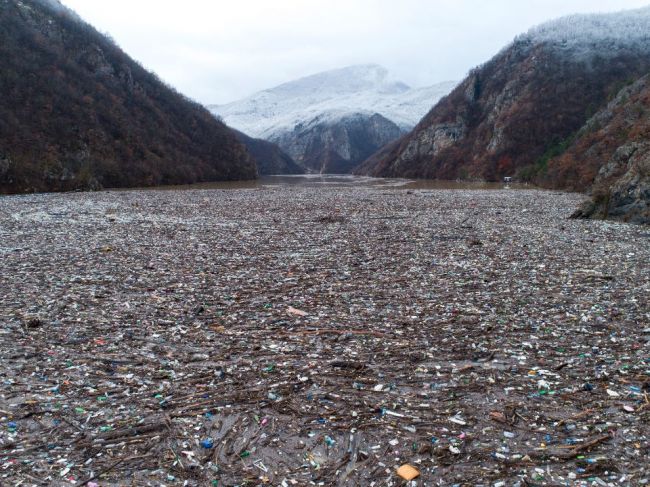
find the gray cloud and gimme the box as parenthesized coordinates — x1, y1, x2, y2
(61, 0, 650, 104)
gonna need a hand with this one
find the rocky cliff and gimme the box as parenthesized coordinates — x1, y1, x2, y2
(560, 75, 650, 224)
(357, 7, 650, 190)
(0, 0, 256, 193)
(269, 112, 403, 174)
(233, 130, 304, 175)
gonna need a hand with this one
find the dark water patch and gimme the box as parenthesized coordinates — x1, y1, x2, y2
(123, 174, 534, 192)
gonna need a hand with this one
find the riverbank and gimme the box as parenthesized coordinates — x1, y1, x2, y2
(0, 185, 648, 486)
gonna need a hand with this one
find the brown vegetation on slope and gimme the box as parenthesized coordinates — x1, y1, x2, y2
(554, 75, 650, 223)
(357, 39, 650, 191)
(0, 0, 256, 193)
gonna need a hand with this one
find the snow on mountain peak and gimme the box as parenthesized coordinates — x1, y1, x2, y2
(518, 6, 650, 54)
(209, 65, 456, 139)
(33, 0, 76, 16)
(269, 64, 400, 97)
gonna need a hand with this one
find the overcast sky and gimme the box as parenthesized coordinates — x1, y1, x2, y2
(60, 0, 650, 105)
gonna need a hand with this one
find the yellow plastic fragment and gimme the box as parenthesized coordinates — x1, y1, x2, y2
(396, 464, 420, 481)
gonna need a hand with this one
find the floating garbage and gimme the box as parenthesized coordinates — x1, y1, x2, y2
(396, 464, 420, 481)
(200, 438, 214, 449)
(0, 184, 648, 485)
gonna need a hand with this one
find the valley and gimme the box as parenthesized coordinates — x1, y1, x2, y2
(210, 65, 456, 175)
(0, 0, 649, 485)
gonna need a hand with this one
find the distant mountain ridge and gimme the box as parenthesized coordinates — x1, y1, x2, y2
(210, 65, 456, 173)
(210, 65, 456, 137)
(356, 6, 650, 222)
(0, 0, 256, 193)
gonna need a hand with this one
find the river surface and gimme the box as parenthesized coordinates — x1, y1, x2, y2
(132, 174, 532, 192)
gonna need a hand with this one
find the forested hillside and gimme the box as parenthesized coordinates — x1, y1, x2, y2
(0, 0, 256, 193)
(357, 8, 650, 188)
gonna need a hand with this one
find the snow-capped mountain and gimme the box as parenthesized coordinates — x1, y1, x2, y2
(210, 64, 455, 138)
(519, 5, 650, 56)
(209, 65, 455, 173)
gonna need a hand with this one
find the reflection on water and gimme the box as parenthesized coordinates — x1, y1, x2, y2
(145, 174, 531, 191)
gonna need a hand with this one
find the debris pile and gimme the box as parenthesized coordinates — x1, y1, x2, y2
(0, 184, 648, 485)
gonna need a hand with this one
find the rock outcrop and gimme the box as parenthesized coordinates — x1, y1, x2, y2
(562, 75, 650, 224)
(233, 130, 304, 175)
(574, 145, 649, 224)
(270, 113, 403, 174)
(0, 0, 256, 193)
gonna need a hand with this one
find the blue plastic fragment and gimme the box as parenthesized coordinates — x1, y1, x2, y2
(200, 438, 214, 449)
